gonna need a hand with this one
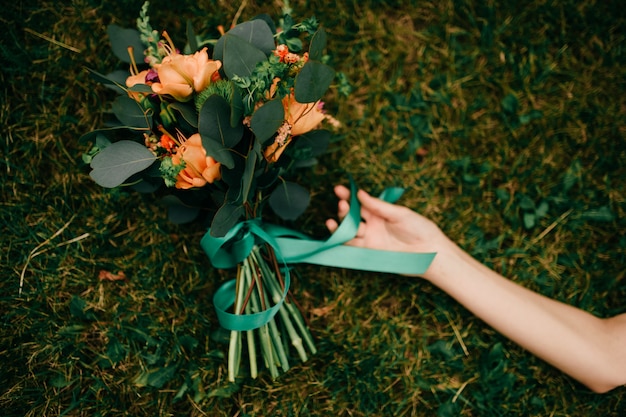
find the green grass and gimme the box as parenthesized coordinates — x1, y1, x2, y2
(1, 0, 625, 415)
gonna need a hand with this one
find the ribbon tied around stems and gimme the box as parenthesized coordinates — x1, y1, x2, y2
(201, 181, 436, 331)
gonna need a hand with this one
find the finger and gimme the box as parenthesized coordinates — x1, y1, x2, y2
(325, 218, 339, 233)
(337, 199, 350, 220)
(357, 189, 404, 221)
(333, 185, 351, 201)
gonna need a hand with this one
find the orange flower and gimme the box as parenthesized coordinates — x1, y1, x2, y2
(262, 91, 326, 163)
(263, 138, 292, 163)
(283, 93, 325, 136)
(151, 48, 222, 101)
(171, 133, 221, 189)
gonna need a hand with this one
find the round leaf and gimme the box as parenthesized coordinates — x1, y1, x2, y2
(269, 182, 310, 220)
(221, 34, 267, 79)
(89, 140, 157, 188)
(294, 61, 335, 103)
(112, 95, 152, 130)
(308, 28, 327, 61)
(198, 95, 244, 168)
(250, 99, 285, 143)
(107, 24, 145, 64)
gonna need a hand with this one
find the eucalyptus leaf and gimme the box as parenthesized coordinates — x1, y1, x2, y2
(89, 140, 157, 188)
(169, 102, 199, 128)
(292, 129, 330, 157)
(221, 34, 267, 79)
(128, 84, 154, 93)
(269, 182, 310, 220)
(214, 20, 275, 61)
(186, 19, 198, 52)
(79, 126, 144, 145)
(168, 204, 201, 224)
(241, 151, 258, 205)
(112, 95, 152, 130)
(294, 61, 335, 103)
(250, 99, 285, 143)
(85, 68, 127, 92)
(107, 24, 145, 64)
(160, 195, 201, 224)
(211, 203, 245, 237)
(198, 95, 244, 168)
(308, 28, 327, 61)
(230, 86, 244, 128)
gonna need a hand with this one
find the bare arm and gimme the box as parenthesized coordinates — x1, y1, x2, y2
(327, 186, 626, 393)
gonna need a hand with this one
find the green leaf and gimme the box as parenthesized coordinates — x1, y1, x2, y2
(518, 195, 536, 211)
(308, 28, 327, 61)
(207, 382, 241, 398)
(220, 34, 268, 79)
(169, 102, 199, 128)
(230, 86, 245, 128)
(85, 68, 127, 93)
(186, 19, 198, 52)
(198, 95, 244, 169)
(523, 212, 536, 229)
(90, 140, 157, 188)
(162, 197, 200, 224)
(111, 95, 152, 130)
(535, 201, 549, 218)
(211, 203, 245, 237)
(214, 20, 275, 60)
(241, 148, 258, 204)
(292, 129, 330, 158)
(134, 365, 178, 389)
(501, 93, 519, 114)
(106, 24, 145, 64)
(294, 61, 335, 103)
(250, 98, 285, 143)
(581, 206, 615, 222)
(519, 109, 543, 125)
(269, 181, 310, 220)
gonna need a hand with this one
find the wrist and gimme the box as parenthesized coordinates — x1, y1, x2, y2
(421, 236, 471, 284)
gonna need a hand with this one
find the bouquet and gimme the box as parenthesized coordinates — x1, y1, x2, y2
(82, 2, 341, 381)
(82, 2, 437, 385)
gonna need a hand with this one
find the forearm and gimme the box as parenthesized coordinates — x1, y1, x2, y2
(423, 239, 626, 393)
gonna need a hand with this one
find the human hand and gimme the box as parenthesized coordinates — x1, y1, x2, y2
(325, 185, 447, 255)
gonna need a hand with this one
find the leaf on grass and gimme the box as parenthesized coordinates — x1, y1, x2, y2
(523, 212, 536, 229)
(581, 206, 614, 222)
(90, 140, 157, 188)
(134, 365, 178, 388)
(207, 382, 241, 398)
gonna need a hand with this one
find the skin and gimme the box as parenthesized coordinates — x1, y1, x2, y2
(326, 185, 626, 393)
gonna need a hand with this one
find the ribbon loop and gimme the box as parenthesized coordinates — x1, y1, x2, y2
(202, 180, 436, 331)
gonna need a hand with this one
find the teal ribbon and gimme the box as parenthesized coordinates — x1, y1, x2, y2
(201, 181, 436, 331)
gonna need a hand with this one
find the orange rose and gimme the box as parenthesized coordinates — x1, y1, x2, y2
(283, 93, 325, 136)
(171, 133, 221, 189)
(263, 93, 325, 163)
(151, 48, 222, 101)
(263, 137, 291, 163)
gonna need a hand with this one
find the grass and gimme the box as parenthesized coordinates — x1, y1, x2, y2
(1, 0, 625, 415)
